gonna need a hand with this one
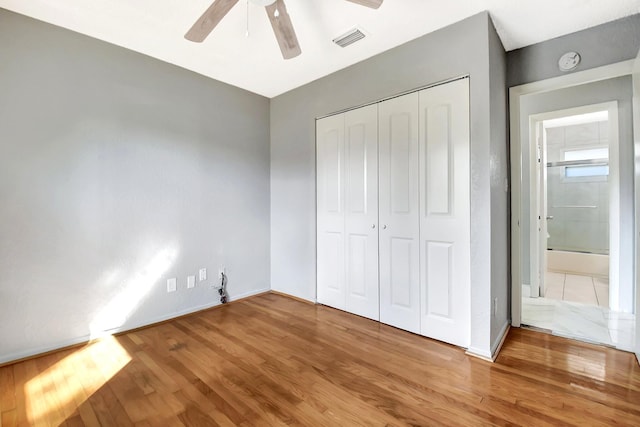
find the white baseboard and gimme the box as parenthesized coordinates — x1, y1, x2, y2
(491, 321, 511, 360)
(465, 321, 511, 363)
(0, 287, 270, 366)
(0, 335, 95, 366)
(465, 347, 493, 362)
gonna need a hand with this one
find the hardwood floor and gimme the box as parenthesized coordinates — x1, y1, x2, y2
(1, 292, 639, 426)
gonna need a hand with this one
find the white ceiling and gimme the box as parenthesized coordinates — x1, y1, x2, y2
(1, 0, 639, 97)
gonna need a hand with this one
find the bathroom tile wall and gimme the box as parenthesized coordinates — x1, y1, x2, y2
(545, 120, 609, 254)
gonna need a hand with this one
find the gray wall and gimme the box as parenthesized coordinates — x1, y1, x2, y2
(0, 10, 271, 363)
(270, 12, 509, 357)
(488, 18, 510, 350)
(507, 14, 640, 87)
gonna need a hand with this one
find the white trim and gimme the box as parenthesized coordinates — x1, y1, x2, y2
(0, 287, 270, 365)
(466, 321, 510, 362)
(0, 334, 93, 367)
(510, 61, 635, 99)
(316, 75, 469, 120)
(634, 49, 640, 361)
(609, 104, 622, 310)
(465, 347, 493, 361)
(529, 119, 541, 298)
(491, 322, 511, 357)
(510, 59, 636, 327)
(465, 320, 511, 363)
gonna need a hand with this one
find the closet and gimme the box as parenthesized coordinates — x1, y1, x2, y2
(316, 77, 470, 348)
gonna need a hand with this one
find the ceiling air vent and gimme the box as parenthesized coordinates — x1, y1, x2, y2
(333, 28, 366, 48)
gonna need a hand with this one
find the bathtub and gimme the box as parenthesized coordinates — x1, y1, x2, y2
(546, 249, 609, 278)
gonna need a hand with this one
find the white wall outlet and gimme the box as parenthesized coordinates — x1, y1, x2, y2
(199, 268, 207, 281)
(187, 275, 196, 289)
(167, 278, 177, 293)
(218, 266, 225, 279)
(493, 297, 498, 316)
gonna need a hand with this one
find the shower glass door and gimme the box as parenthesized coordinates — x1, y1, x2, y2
(542, 111, 611, 308)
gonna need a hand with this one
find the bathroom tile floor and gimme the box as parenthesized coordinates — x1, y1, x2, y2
(522, 297, 636, 352)
(543, 271, 609, 307)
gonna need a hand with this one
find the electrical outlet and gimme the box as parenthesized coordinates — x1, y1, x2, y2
(167, 278, 177, 293)
(493, 297, 498, 316)
(187, 275, 195, 289)
(199, 268, 207, 281)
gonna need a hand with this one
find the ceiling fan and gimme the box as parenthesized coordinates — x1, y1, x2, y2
(185, 0, 384, 60)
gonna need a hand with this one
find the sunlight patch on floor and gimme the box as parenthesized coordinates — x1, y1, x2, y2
(24, 335, 131, 425)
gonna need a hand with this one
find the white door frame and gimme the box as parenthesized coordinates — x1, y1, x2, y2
(633, 50, 640, 364)
(510, 59, 636, 327)
(528, 102, 620, 303)
(528, 120, 544, 298)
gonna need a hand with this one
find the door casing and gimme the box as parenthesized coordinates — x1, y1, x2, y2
(510, 59, 636, 327)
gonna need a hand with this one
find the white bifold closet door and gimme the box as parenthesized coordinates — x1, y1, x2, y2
(317, 78, 470, 347)
(419, 78, 470, 347)
(316, 113, 346, 310)
(378, 92, 421, 333)
(344, 105, 379, 320)
(316, 104, 379, 320)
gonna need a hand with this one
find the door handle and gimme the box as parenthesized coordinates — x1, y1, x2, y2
(372, 224, 376, 229)
(546, 216, 554, 220)
(382, 225, 387, 229)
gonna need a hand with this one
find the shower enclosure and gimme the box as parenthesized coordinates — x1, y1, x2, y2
(544, 112, 610, 283)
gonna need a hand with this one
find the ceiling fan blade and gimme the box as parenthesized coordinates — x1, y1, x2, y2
(265, 0, 301, 60)
(185, 0, 240, 42)
(345, 0, 383, 9)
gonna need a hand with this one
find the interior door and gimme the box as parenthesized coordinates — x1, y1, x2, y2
(536, 121, 546, 298)
(418, 78, 471, 347)
(379, 92, 421, 333)
(540, 124, 549, 299)
(530, 121, 543, 298)
(316, 114, 346, 310)
(344, 104, 379, 320)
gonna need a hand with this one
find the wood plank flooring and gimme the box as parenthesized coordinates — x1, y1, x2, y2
(1, 292, 639, 426)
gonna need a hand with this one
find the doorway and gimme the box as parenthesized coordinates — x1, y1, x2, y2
(531, 104, 618, 305)
(541, 110, 612, 306)
(510, 60, 638, 354)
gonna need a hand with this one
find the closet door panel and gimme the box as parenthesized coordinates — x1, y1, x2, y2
(419, 78, 470, 347)
(316, 114, 346, 310)
(345, 104, 379, 320)
(379, 93, 421, 333)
